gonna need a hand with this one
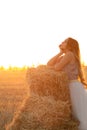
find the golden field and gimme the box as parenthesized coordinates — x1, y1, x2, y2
(0, 66, 87, 130)
(0, 68, 29, 130)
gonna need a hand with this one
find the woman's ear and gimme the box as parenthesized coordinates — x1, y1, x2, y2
(66, 45, 72, 51)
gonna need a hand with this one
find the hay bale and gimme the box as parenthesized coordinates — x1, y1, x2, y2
(6, 65, 79, 130)
(26, 65, 70, 102)
(6, 95, 78, 130)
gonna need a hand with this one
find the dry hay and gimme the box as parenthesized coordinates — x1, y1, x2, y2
(6, 95, 79, 130)
(6, 65, 79, 130)
(26, 65, 70, 102)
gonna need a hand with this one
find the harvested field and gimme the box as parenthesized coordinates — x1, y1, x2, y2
(6, 65, 79, 130)
(0, 66, 87, 130)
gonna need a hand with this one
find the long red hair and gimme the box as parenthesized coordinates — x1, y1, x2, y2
(66, 37, 84, 82)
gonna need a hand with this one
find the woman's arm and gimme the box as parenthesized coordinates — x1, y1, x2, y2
(54, 51, 73, 71)
(47, 52, 63, 66)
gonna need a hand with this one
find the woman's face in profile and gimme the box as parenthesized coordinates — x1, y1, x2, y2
(59, 38, 68, 51)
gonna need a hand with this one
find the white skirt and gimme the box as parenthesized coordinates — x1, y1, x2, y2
(69, 80, 87, 130)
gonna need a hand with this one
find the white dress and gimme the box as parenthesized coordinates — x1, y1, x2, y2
(69, 80, 87, 130)
(58, 55, 87, 130)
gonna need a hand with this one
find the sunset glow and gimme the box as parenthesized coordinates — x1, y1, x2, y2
(0, 0, 87, 68)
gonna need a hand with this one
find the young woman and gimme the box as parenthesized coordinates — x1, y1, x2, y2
(47, 37, 87, 130)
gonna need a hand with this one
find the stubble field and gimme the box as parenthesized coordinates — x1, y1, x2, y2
(0, 69, 29, 130)
(0, 66, 87, 130)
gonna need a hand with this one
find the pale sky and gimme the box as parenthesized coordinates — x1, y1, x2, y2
(0, 0, 87, 67)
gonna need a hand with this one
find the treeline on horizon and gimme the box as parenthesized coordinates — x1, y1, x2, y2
(0, 62, 87, 71)
(0, 65, 28, 70)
